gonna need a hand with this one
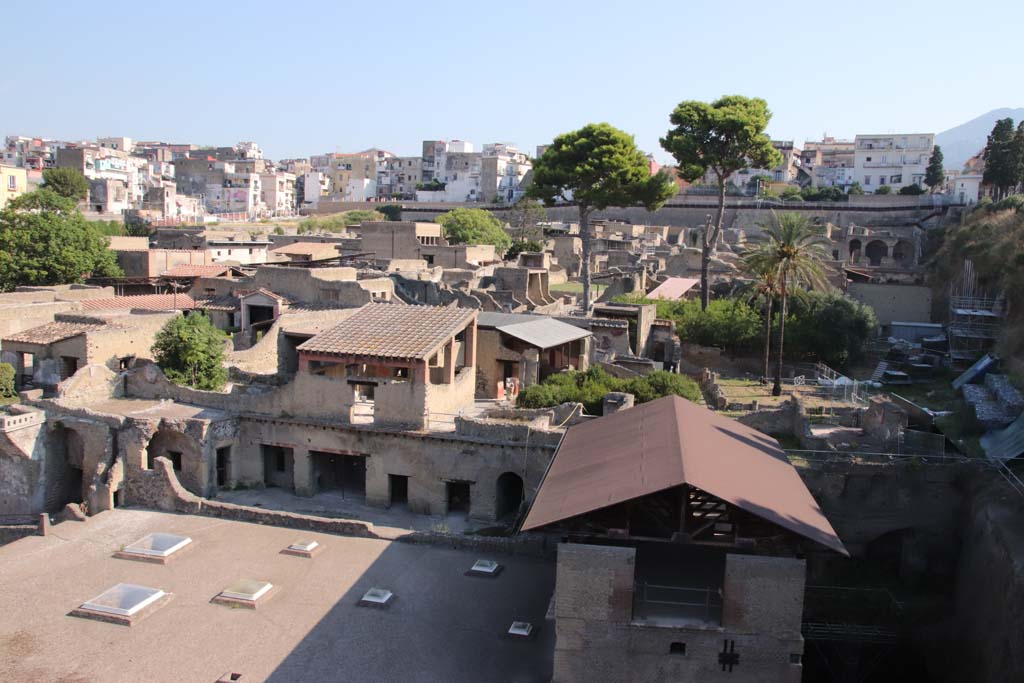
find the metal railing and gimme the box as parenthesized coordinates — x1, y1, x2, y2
(786, 449, 971, 465)
(633, 581, 723, 624)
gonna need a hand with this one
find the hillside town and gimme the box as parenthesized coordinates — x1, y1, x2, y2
(2, 8, 1024, 681)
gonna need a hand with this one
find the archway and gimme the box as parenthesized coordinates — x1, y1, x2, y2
(495, 472, 524, 521)
(865, 240, 888, 266)
(45, 425, 85, 511)
(146, 427, 203, 495)
(892, 240, 914, 264)
(848, 239, 862, 261)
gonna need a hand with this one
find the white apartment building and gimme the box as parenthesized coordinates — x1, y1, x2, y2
(301, 171, 329, 208)
(260, 171, 296, 216)
(854, 133, 934, 192)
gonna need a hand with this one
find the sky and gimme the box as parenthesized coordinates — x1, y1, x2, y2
(4, 0, 1023, 162)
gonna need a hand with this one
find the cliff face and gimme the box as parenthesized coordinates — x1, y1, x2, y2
(944, 479, 1024, 682)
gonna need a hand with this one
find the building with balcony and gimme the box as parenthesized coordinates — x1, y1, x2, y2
(854, 133, 934, 192)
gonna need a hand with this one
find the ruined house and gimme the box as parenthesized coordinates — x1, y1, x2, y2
(522, 394, 846, 683)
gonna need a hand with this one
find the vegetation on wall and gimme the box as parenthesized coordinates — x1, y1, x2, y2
(930, 200, 1024, 377)
(517, 367, 700, 415)
(152, 313, 228, 391)
(297, 210, 383, 234)
(0, 190, 122, 291)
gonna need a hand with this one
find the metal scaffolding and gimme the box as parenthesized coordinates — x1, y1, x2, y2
(948, 261, 1005, 366)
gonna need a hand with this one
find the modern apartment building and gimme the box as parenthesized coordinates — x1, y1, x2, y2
(853, 133, 934, 192)
(802, 137, 856, 188)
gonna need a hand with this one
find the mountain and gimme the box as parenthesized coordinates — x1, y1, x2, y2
(936, 108, 1024, 170)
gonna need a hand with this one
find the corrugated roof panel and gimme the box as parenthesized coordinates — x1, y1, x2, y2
(981, 413, 1024, 464)
(496, 318, 591, 350)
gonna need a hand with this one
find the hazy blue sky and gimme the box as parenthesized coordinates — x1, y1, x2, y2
(4, 0, 1022, 161)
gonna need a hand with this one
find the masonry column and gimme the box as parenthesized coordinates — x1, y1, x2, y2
(464, 321, 477, 369)
(292, 446, 314, 497)
(443, 338, 455, 384)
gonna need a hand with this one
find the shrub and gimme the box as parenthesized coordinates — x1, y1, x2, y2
(674, 298, 762, 351)
(874, 185, 893, 195)
(784, 291, 878, 368)
(992, 194, 1024, 213)
(0, 362, 15, 398)
(505, 240, 543, 262)
(379, 204, 403, 221)
(518, 367, 700, 414)
(898, 184, 926, 195)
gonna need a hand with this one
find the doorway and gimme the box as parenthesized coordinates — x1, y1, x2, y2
(262, 445, 294, 491)
(389, 474, 408, 506)
(216, 446, 231, 488)
(446, 481, 471, 514)
(495, 472, 524, 520)
(312, 451, 366, 499)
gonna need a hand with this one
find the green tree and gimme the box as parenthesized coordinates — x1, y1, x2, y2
(152, 313, 228, 391)
(874, 185, 893, 195)
(379, 204, 403, 221)
(0, 190, 121, 291)
(899, 184, 925, 195)
(41, 168, 90, 201)
(742, 245, 779, 382)
(983, 118, 1019, 200)
(530, 123, 676, 312)
(434, 207, 512, 251)
(784, 292, 877, 368)
(925, 145, 945, 192)
(505, 240, 544, 262)
(847, 182, 864, 196)
(507, 196, 547, 242)
(660, 96, 782, 310)
(748, 213, 831, 396)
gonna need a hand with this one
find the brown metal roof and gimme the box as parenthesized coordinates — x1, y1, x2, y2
(297, 303, 477, 361)
(521, 394, 847, 555)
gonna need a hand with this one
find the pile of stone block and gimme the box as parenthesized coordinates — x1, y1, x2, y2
(962, 375, 1022, 431)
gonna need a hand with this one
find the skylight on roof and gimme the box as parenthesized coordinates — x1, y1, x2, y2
(81, 584, 165, 617)
(124, 533, 191, 558)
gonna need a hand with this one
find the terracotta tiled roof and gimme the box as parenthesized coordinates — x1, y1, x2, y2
(2, 321, 105, 345)
(238, 287, 291, 304)
(194, 295, 239, 312)
(297, 303, 476, 360)
(160, 264, 234, 278)
(78, 294, 198, 311)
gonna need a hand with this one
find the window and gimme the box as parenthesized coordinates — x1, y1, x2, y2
(864, 176, 871, 185)
(789, 653, 802, 665)
(670, 643, 687, 655)
(865, 156, 872, 162)
(7, 175, 15, 190)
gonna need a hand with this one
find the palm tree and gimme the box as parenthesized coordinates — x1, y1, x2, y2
(741, 245, 779, 384)
(756, 213, 832, 396)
